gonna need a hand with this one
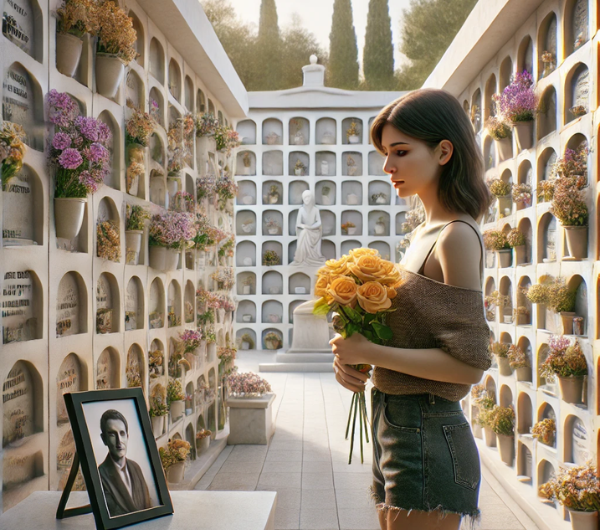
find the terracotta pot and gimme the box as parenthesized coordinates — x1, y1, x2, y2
(516, 366, 532, 382)
(558, 375, 584, 404)
(496, 433, 514, 466)
(497, 249, 512, 267)
(56, 33, 83, 77)
(564, 226, 588, 260)
(54, 197, 86, 240)
(496, 356, 512, 376)
(560, 312, 577, 335)
(496, 137, 512, 162)
(170, 400, 185, 420)
(513, 121, 533, 151)
(484, 426, 496, 447)
(568, 509, 598, 530)
(167, 461, 185, 483)
(196, 436, 210, 454)
(151, 415, 164, 438)
(95, 53, 125, 99)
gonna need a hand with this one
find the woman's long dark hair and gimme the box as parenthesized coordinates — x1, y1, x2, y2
(371, 88, 492, 222)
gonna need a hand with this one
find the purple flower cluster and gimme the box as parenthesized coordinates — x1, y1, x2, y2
(493, 70, 538, 123)
(58, 148, 83, 170)
(149, 211, 197, 250)
(47, 89, 79, 128)
(52, 132, 72, 150)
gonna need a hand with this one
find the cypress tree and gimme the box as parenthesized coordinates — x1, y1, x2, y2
(256, 0, 282, 90)
(363, 0, 394, 89)
(328, 0, 359, 89)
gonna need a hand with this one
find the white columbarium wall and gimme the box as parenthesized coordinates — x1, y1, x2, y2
(425, 0, 597, 528)
(0, 0, 247, 512)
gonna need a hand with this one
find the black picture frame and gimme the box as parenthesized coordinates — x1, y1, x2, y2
(61, 388, 174, 530)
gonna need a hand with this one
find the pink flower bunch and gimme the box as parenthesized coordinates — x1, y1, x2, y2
(550, 177, 588, 227)
(221, 296, 236, 312)
(553, 144, 588, 185)
(211, 267, 235, 290)
(179, 329, 203, 353)
(171, 190, 195, 213)
(197, 175, 216, 200)
(492, 70, 538, 123)
(148, 211, 196, 250)
(217, 347, 237, 363)
(48, 90, 112, 198)
(227, 371, 272, 396)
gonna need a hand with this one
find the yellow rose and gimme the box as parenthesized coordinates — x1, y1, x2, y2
(348, 255, 386, 282)
(315, 275, 330, 297)
(387, 287, 398, 299)
(379, 261, 402, 286)
(357, 282, 392, 314)
(327, 276, 358, 307)
(349, 248, 379, 259)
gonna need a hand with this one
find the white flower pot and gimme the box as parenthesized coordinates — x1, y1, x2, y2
(196, 436, 210, 454)
(241, 341, 250, 350)
(242, 314, 252, 322)
(484, 426, 496, 447)
(348, 135, 360, 144)
(241, 223, 254, 233)
(347, 166, 357, 176)
(242, 285, 251, 295)
(95, 53, 125, 99)
(497, 433, 514, 466)
(56, 33, 83, 78)
(321, 195, 331, 205)
(375, 223, 385, 235)
(170, 400, 185, 421)
(516, 366, 532, 382)
(375, 197, 387, 204)
(295, 168, 303, 176)
(564, 225, 588, 260)
(268, 228, 279, 235)
(346, 194, 359, 205)
(558, 375, 584, 404)
(127, 172, 139, 197)
(513, 121, 533, 151)
(496, 356, 512, 376)
(347, 227, 357, 235)
(269, 194, 279, 204)
(167, 461, 185, 483)
(496, 137, 512, 162)
(568, 509, 598, 530)
(320, 161, 329, 175)
(295, 287, 306, 294)
(151, 415, 164, 438)
(54, 197, 86, 240)
(242, 257, 252, 266)
(125, 230, 143, 265)
(166, 177, 180, 209)
(497, 249, 512, 267)
(149, 246, 178, 271)
(243, 166, 251, 175)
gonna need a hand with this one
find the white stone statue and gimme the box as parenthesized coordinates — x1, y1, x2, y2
(291, 190, 326, 266)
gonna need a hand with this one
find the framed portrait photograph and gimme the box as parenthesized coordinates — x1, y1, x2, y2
(62, 388, 173, 530)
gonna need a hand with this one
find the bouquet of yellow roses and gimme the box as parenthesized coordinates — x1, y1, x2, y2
(313, 248, 403, 463)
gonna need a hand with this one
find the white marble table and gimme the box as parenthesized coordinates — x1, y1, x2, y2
(0, 490, 277, 530)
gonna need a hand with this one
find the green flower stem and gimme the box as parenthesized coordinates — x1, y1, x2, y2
(359, 392, 364, 463)
(361, 393, 369, 444)
(348, 392, 358, 465)
(345, 392, 356, 439)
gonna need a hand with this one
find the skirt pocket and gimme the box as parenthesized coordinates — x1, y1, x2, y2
(443, 422, 481, 490)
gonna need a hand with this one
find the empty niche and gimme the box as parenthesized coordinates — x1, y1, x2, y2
(263, 181, 283, 205)
(184, 76, 194, 111)
(125, 276, 144, 331)
(320, 210, 336, 237)
(342, 117, 363, 144)
(342, 181, 362, 205)
(56, 272, 87, 338)
(237, 271, 257, 295)
(368, 211, 389, 237)
(237, 300, 256, 324)
(208, 99, 215, 117)
(236, 210, 256, 236)
(262, 150, 283, 176)
(149, 38, 165, 84)
(96, 347, 120, 389)
(289, 273, 310, 295)
(183, 281, 195, 324)
(537, 13, 557, 79)
(262, 270, 283, 295)
(96, 273, 119, 334)
(289, 117, 309, 145)
(149, 278, 165, 329)
(537, 460, 557, 503)
(288, 180, 308, 205)
(516, 160, 533, 210)
(167, 280, 182, 328)
(262, 300, 283, 324)
(288, 239, 297, 261)
(4, 63, 44, 151)
(218, 110, 223, 126)
(149, 88, 165, 128)
(368, 180, 391, 205)
(470, 89, 482, 132)
(97, 111, 121, 190)
(262, 210, 283, 236)
(538, 213, 558, 263)
(316, 180, 335, 206)
(342, 152, 362, 177)
(262, 328, 282, 350)
(262, 118, 283, 145)
(3, 361, 43, 447)
(236, 151, 256, 176)
(499, 56, 512, 92)
(537, 86, 557, 139)
(237, 119, 256, 145)
(316, 151, 336, 177)
(289, 151, 310, 177)
(517, 392, 533, 434)
(516, 277, 532, 325)
(368, 151, 386, 176)
(564, 415, 590, 465)
(126, 344, 144, 388)
(565, 64, 589, 122)
(321, 240, 335, 260)
(128, 10, 144, 67)
(262, 241, 282, 267)
(483, 136, 494, 170)
(369, 241, 391, 261)
(168, 59, 182, 101)
(484, 74, 497, 121)
(499, 385, 513, 409)
(96, 197, 121, 262)
(125, 69, 144, 110)
(341, 210, 362, 236)
(57, 353, 86, 425)
(196, 89, 206, 114)
(484, 277, 496, 321)
(2, 269, 42, 344)
(316, 118, 336, 145)
(499, 276, 513, 324)
(537, 343, 557, 394)
(236, 241, 256, 267)
(536, 148, 557, 200)
(565, 0, 589, 56)
(289, 300, 305, 323)
(517, 443, 533, 483)
(185, 423, 195, 460)
(567, 275, 587, 334)
(341, 240, 360, 256)
(237, 180, 257, 205)
(537, 402, 556, 447)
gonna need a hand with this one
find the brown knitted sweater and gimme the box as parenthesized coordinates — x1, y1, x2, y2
(372, 267, 492, 401)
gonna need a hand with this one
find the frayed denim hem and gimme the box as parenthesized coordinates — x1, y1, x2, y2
(368, 485, 481, 530)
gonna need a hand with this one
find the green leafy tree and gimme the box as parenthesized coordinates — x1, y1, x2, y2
(396, 0, 477, 89)
(256, 0, 282, 90)
(363, 0, 395, 90)
(328, 0, 359, 89)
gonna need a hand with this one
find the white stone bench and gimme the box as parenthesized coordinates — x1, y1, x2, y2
(226, 393, 276, 445)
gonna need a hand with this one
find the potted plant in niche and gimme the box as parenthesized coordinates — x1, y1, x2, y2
(482, 229, 512, 267)
(506, 227, 526, 265)
(507, 344, 531, 381)
(490, 406, 515, 466)
(263, 250, 280, 267)
(240, 333, 254, 350)
(55, 0, 97, 78)
(531, 418, 556, 447)
(346, 154, 358, 176)
(321, 185, 332, 205)
(290, 119, 304, 145)
(264, 332, 282, 350)
(371, 192, 387, 205)
(265, 216, 280, 235)
(511, 183, 532, 209)
(125, 204, 149, 265)
(159, 439, 191, 484)
(485, 115, 512, 162)
(268, 184, 280, 204)
(474, 392, 497, 448)
(148, 211, 195, 271)
(491, 341, 512, 376)
(375, 216, 386, 235)
(242, 152, 252, 175)
(469, 385, 485, 438)
(0, 122, 26, 194)
(541, 335, 587, 404)
(97, 219, 120, 261)
(538, 463, 600, 530)
(48, 90, 112, 240)
(195, 112, 219, 153)
(125, 103, 155, 196)
(294, 159, 305, 176)
(241, 276, 253, 295)
(341, 221, 356, 235)
(94, 0, 137, 98)
(149, 384, 168, 438)
(487, 178, 512, 212)
(167, 377, 185, 421)
(540, 51, 555, 78)
(346, 120, 359, 144)
(196, 429, 212, 454)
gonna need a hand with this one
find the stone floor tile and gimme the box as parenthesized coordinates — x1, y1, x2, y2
(270, 440, 304, 452)
(333, 473, 374, 490)
(301, 488, 336, 506)
(303, 460, 333, 473)
(274, 506, 301, 530)
(302, 472, 335, 490)
(258, 472, 303, 489)
(335, 489, 376, 510)
(303, 449, 332, 462)
(262, 460, 303, 473)
(299, 507, 339, 530)
(266, 449, 303, 462)
(337, 507, 381, 530)
(206, 472, 259, 491)
(218, 460, 265, 474)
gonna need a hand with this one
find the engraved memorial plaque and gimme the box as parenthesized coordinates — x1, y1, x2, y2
(3, 166, 34, 244)
(572, 418, 589, 465)
(96, 348, 116, 389)
(57, 428, 86, 491)
(3, 64, 37, 149)
(573, 0, 588, 50)
(56, 274, 80, 337)
(2, 270, 35, 344)
(96, 275, 113, 334)
(573, 68, 589, 109)
(2, 361, 34, 447)
(56, 354, 81, 425)
(2, 0, 34, 56)
(126, 344, 143, 387)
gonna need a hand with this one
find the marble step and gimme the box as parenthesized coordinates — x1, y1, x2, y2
(275, 352, 334, 363)
(258, 362, 334, 373)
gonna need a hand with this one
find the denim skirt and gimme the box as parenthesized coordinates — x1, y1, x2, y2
(369, 387, 481, 520)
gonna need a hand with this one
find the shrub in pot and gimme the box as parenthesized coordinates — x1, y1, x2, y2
(531, 418, 556, 447)
(491, 341, 511, 376)
(159, 439, 191, 483)
(196, 429, 212, 454)
(0, 122, 26, 194)
(472, 390, 496, 448)
(55, 0, 97, 77)
(167, 378, 185, 421)
(507, 344, 531, 381)
(525, 275, 577, 334)
(125, 204, 149, 265)
(149, 401, 168, 438)
(148, 211, 195, 271)
(506, 228, 526, 265)
(227, 371, 272, 398)
(125, 104, 155, 196)
(240, 333, 254, 350)
(482, 229, 512, 267)
(489, 406, 515, 466)
(485, 116, 512, 161)
(540, 335, 587, 405)
(511, 183, 532, 209)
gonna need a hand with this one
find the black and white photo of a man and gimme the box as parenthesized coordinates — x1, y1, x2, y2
(98, 409, 152, 517)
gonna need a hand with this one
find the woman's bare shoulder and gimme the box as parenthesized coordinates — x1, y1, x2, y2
(436, 221, 482, 290)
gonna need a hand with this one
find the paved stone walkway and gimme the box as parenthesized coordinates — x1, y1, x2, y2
(195, 351, 539, 530)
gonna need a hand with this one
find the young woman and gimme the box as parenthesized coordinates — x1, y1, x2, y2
(330, 89, 493, 530)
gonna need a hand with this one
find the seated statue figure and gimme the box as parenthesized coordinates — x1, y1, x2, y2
(291, 190, 326, 267)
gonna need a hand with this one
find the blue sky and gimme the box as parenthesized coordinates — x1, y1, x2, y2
(225, 0, 412, 76)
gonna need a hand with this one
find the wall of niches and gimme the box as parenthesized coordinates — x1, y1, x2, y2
(233, 111, 411, 350)
(0, 0, 236, 512)
(461, 0, 599, 526)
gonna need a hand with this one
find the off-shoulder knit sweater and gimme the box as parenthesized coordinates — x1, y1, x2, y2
(371, 220, 492, 401)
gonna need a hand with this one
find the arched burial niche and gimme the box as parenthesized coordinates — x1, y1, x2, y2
(498, 276, 513, 324)
(2, 164, 44, 246)
(2, 269, 42, 344)
(537, 212, 558, 263)
(128, 10, 144, 67)
(537, 86, 557, 140)
(149, 38, 165, 84)
(369, 241, 391, 261)
(564, 415, 590, 465)
(537, 402, 557, 446)
(208, 99, 215, 117)
(262, 270, 283, 295)
(536, 148, 557, 200)
(316, 151, 336, 176)
(483, 136, 494, 170)
(289, 300, 305, 324)
(4, 63, 44, 151)
(167, 280, 182, 328)
(236, 271, 256, 295)
(263, 181, 283, 205)
(517, 35, 533, 76)
(185, 423, 195, 460)
(289, 151, 310, 177)
(236, 150, 256, 176)
(321, 240, 336, 261)
(125, 70, 144, 110)
(341, 239, 361, 256)
(368, 211, 390, 237)
(517, 443, 533, 483)
(368, 151, 386, 176)
(484, 74, 497, 121)
(499, 56, 512, 92)
(517, 392, 533, 434)
(184, 76, 194, 111)
(149, 88, 165, 128)
(237, 180, 256, 205)
(56, 272, 87, 337)
(470, 88, 482, 132)
(262, 118, 283, 145)
(3, 0, 43, 61)
(168, 58, 182, 101)
(149, 277, 165, 329)
(149, 339, 164, 379)
(196, 89, 206, 114)
(289, 180, 308, 205)
(515, 336, 533, 382)
(236, 241, 256, 267)
(96, 347, 120, 389)
(236, 210, 256, 236)
(341, 210, 363, 236)
(236, 328, 256, 350)
(289, 272, 310, 295)
(262, 241, 282, 267)
(342, 181, 362, 205)
(3, 361, 43, 447)
(537, 343, 557, 395)
(96, 273, 119, 334)
(236, 119, 256, 145)
(516, 218, 532, 264)
(368, 180, 391, 205)
(126, 343, 145, 388)
(484, 375, 497, 405)
(316, 117, 336, 145)
(237, 300, 256, 324)
(342, 117, 363, 144)
(262, 150, 283, 176)
(316, 180, 336, 206)
(57, 353, 87, 425)
(564, 0, 589, 56)
(484, 276, 496, 321)
(567, 274, 587, 335)
(96, 197, 121, 262)
(499, 385, 513, 409)
(262, 300, 283, 324)
(97, 110, 121, 190)
(125, 276, 144, 331)
(565, 63, 589, 122)
(537, 460, 556, 501)
(516, 277, 532, 326)
(537, 13, 557, 79)
(516, 160, 533, 210)
(289, 117, 309, 145)
(184, 281, 195, 324)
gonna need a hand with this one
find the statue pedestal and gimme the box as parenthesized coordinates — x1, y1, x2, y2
(259, 300, 334, 373)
